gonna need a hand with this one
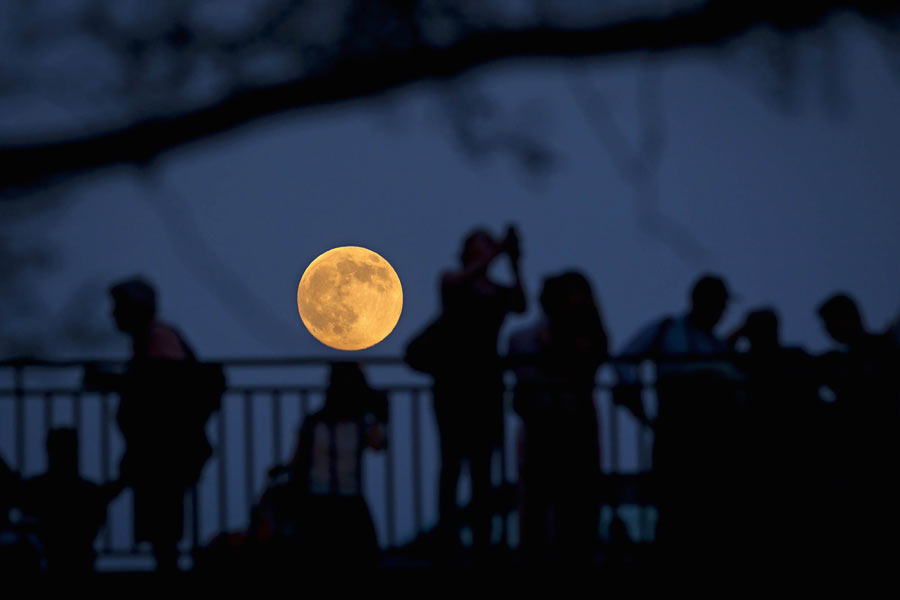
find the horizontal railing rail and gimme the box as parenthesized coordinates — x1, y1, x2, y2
(0, 352, 756, 368)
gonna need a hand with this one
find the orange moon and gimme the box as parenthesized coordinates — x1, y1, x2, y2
(297, 246, 403, 351)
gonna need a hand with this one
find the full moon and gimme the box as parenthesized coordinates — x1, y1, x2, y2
(297, 246, 403, 351)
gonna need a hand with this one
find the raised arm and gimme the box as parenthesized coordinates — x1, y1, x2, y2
(441, 245, 503, 289)
(503, 226, 526, 314)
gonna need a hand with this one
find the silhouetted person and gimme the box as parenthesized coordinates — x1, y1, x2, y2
(728, 307, 818, 415)
(280, 362, 387, 566)
(615, 274, 743, 564)
(421, 226, 526, 553)
(816, 293, 900, 567)
(888, 308, 900, 347)
(726, 308, 820, 563)
(508, 271, 608, 564)
(0, 455, 43, 574)
(83, 276, 223, 571)
(18, 429, 120, 572)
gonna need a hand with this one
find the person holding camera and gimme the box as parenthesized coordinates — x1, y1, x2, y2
(425, 226, 526, 554)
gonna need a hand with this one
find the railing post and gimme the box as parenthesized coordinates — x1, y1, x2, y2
(101, 392, 113, 554)
(244, 391, 255, 516)
(217, 398, 228, 533)
(300, 389, 309, 419)
(498, 381, 509, 547)
(43, 392, 53, 448)
(411, 389, 423, 538)
(271, 391, 282, 464)
(190, 485, 200, 559)
(637, 382, 652, 542)
(14, 365, 24, 473)
(72, 392, 82, 474)
(608, 388, 621, 475)
(385, 394, 395, 547)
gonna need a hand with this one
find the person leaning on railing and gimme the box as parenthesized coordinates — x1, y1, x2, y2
(613, 274, 745, 564)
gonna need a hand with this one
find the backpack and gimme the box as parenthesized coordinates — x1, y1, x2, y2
(403, 316, 448, 376)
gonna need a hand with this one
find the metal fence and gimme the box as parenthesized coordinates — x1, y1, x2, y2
(0, 357, 657, 570)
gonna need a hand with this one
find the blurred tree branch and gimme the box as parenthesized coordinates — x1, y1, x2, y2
(569, 63, 711, 263)
(2, 0, 898, 195)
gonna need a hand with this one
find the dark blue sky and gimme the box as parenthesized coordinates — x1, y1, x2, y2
(9, 20, 899, 362)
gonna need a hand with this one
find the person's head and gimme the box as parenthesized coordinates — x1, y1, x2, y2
(46, 428, 78, 476)
(459, 228, 499, 269)
(540, 271, 596, 322)
(325, 362, 371, 419)
(818, 293, 865, 345)
(743, 308, 779, 351)
(540, 271, 606, 345)
(328, 361, 368, 393)
(689, 274, 731, 332)
(109, 277, 157, 335)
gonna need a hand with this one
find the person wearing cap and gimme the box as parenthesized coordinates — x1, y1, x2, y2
(614, 274, 740, 416)
(614, 274, 743, 564)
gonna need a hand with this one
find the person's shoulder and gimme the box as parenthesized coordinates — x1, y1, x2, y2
(440, 269, 464, 288)
(873, 332, 898, 351)
(637, 314, 677, 339)
(148, 321, 190, 360)
(643, 313, 677, 330)
(667, 314, 687, 328)
(864, 333, 900, 363)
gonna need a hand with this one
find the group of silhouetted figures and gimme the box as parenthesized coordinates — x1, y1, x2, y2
(2, 226, 899, 573)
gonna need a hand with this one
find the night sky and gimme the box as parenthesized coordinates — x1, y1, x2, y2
(7, 22, 898, 362)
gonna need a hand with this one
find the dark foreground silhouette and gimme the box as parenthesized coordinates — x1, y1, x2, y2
(508, 271, 608, 564)
(199, 362, 387, 572)
(19, 429, 121, 572)
(83, 276, 224, 571)
(406, 226, 526, 553)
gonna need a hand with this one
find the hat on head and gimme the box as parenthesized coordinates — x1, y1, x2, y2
(817, 293, 861, 324)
